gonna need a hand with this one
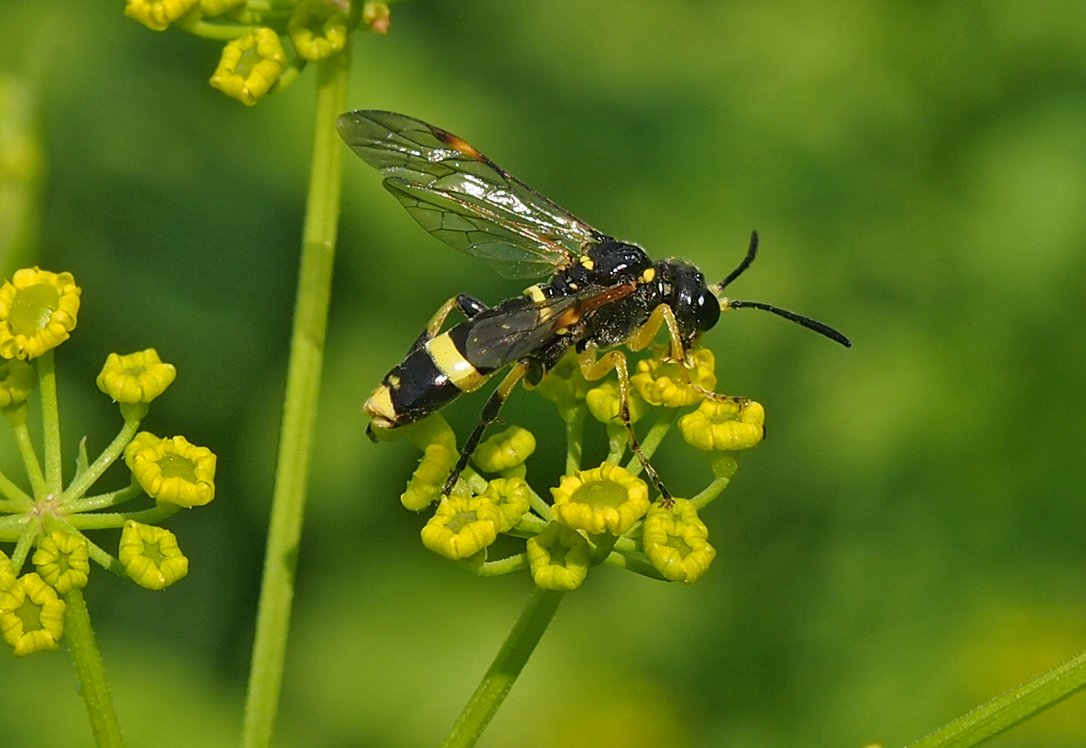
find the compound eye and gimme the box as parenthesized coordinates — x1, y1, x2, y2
(694, 288, 720, 331)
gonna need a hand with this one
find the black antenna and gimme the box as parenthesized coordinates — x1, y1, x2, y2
(718, 230, 760, 290)
(726, 300, 852, 347)
(713, 230, 852, 348)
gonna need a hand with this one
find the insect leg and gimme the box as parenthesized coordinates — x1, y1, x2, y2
(579, 344, 673, 504)
(629, 304, 743, 404)
(442, 361, 530, 495)
(408, 294, 490, 351)
(627, 303, 685, 361)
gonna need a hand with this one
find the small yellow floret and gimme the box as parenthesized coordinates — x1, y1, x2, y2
(125, 432, 217, 507)
(32, 532, 90, 593)
(420, 495, 502, 560)
(288, 0, 350, 61)
(97, 348, 177, 404)
(630, 348, 717, 408)
(679, 399, 765, 452)
(209, 29, 287, 106)
(551, 463, 650, 536)
(642, 499, 716, 583)
(0, 268, 81, 360)
(0, 573, 66, 656)
(124, 0, 199, 31)
(526, 522, 591, 590)
(118, 521, 189, 590)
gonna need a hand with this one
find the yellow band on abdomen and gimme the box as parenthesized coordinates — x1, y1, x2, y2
(425, 333, 487, 392)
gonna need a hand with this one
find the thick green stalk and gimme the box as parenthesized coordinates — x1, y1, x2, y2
(907, 649, 1086, 748)
(65, 588, 124, 748)
(441, 588, 564, 748)
(37, 349, 63, 495)
(241, 49, 348, 748)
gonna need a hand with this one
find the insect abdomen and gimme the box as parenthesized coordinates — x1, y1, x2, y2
(364, 324, 495, 428)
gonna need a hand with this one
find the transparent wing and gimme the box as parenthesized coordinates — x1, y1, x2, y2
(467, 284, 637, 368)
(337, 110, 606, 279)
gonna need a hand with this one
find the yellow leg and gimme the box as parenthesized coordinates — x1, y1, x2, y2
(579, 344, 672, 504)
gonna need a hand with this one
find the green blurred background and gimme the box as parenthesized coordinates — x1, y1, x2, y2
(2, 2, 1085, 746)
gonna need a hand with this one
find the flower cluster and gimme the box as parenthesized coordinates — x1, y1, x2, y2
(386, 345, 765, 590)
(124, 0, 392, 106)
(0, 268, 217, 656)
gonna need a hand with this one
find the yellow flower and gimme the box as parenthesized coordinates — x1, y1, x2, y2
(125, 432, 217, 508)
(679, 399, 765, 452)
(401, 441, 457, 511)
(641, 499, 716, 583)
(551, 463, 650, 536)
(420, 495, 502, 560)
(209, 29, 287, 106)
(118, 521, 189, 590)
(0, 268, 81, 360)
(585, 379, 648, 425)
(526, 521, 591, 590)
(288, 0, 349, 61)
(473, 426, 536, 474)
(32, 532, 90, 594)
(0, 573, 66, 656)
(0, 358, 34, 408)
(630, 348, 717, 408)
(479, 477, 531, 532)
(96, 348, 177, 404)
(124, 0, 199, 31)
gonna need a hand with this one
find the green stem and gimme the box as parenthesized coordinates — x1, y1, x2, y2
(10, 418, 46, 497)
(475, 553, 529, 577)
(37, 349, 63, 495)
(64, 417, 142, 503)
(65, 588, 124, 748)
(0, 466, 33, 506)
(441, 588, 564, 748)
(561, 405, 585, 475)
(70, 483, 143, 513)
(690, 475, 731, 510)
(623, 410, 677, 477)
(906, 649, 1086, 748)
(241, 48, 349, 748)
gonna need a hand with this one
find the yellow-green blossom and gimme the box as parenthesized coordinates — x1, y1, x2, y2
(32, 532, 89, 594)
(630, 348, 717, 408)
(420, 495, 502, 560)
(642, 499, 716, 583)
(551, 463, 650, 536)
(0, 573, 66, 656)
(526, 521, 591, 590)
(473, 426, 536, 474)
(118, 521, 189, 590)
(125, 432, 217, 508)
(0, 268, 81, 360)
(0, 358, 34, 408)
(209, 29, 287, 106)
(585, 379, 648, 425)
(124, 0, 199, 31)
(401, 441, 457, 511)
(288, 0, 349, 61)
(679, 399, 765, 452)
(478, 477, 531, 532)
(96, 348, 177, 404)
(362, 1, 392, 34)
